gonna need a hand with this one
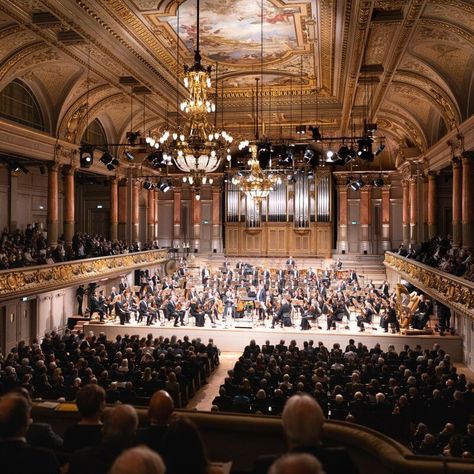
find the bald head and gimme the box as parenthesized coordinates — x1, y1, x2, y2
(148, 390, 174, 426)
(0, 393, 31, 438)
(269, 453, 323, 474)
(110, 446, 165, 474)
(282, 394, 325, 448)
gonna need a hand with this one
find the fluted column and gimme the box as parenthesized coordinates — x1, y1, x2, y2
(147, 188, 155, 241)
(409, 177, 418, 245)
(359, 185, 371, 254)
(452, 157, 462, 248)
(110, 177, 118, 241)
(47, 163, 60, 246)
(462, 151, 474, 249)
(337, 185, 348, 253)
(118, 179, 128, 241)
(63, 166, 75, 249)
(192, 190, 201, 252)
(381, 185, 391, 251)
(212, 187, 222, 253)
(427, 172, 437, 240)
(402, 179, 410, 246)
(132, 179, 140, 243)
(173, 188, 181, 248)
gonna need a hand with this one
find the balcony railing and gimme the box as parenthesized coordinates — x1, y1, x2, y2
(384, 252, 474, 318)
(0, 249, 172, 301)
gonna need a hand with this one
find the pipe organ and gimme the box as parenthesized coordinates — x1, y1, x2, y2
(225, 170, 333, 256)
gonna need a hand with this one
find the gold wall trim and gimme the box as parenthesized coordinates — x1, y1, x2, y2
(0, 250, 171, 301)
(384, 252, 474, 318)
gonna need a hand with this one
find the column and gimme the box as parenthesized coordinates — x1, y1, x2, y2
(359, 185, 371, 254)
(132, 179, 140, 243)
(337, 185, 348, 253)
(173, 187, 181, 248)
(110, 177, 118, 241)
(402, 179, 410, 246)
(381, 185, 391, 251)
(427, 171, 437, 239)
(118, 179, 128, 241)
(409, 177, 417, 245)
(452, 157, 462, 248)
(47, 163, 59, 246)
(63, 166, 75, 249)
(422, 174, 428, 241)
(462, 151, 474, 249)
(192, 190, 201, 252)
(212, 186, 222, 253)
(147, 187, 155, 242)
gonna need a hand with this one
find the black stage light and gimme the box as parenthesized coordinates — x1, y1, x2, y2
(143, 180, 153, 190)
(309, 126, 322, 141)
(257, 142, 272, 169)
(373, 178, 384, 187)
(79, 146, 94, 168)
(304, 146, 320, 167)
(126, 131, 141, 145)
(295, 125, 306, 135)
(357, 137, 374, 161)
(124, 149, 134, 161)
(349, 178, 364, 191)
(159, 181, 171, 193)
(375, 143, 386, 156)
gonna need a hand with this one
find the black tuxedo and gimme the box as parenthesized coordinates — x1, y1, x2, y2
(115, 300, 130, 325)
(138, 299, 150, 324)
(89, 295, 104, 321)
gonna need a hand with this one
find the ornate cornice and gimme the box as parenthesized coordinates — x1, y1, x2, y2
(384, 252, 474, 318)
(0, 249, 171, 301)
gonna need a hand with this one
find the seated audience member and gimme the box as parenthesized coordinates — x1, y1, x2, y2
(68, 404, 139, 474)
(162, 417, 223, 474)
(62, 384, 106, 452)
(269, 453, 323, 474)
(109, 446, 165, 474)
(253, 393, 359, 474)
(0, 393, 60, 474)
(135, 390, 175, 455)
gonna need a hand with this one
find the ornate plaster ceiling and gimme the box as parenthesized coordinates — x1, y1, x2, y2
(0, 0, 471, 170)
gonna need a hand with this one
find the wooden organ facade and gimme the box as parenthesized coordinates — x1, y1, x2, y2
(224, 169, 333, 257)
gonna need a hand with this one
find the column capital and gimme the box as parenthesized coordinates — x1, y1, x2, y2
(427, 170, 438, 179)
(452, 156, 462, 168)
(63, 165, 76, 176)
(48, 161, 61, 172)
(462, 151, 474, 163)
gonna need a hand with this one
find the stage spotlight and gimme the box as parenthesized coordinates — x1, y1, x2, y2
(309, 126, 322, 141)
(124, 149, 134, 161)
(375, 143, 386, 156)
(373, 178, 384, 187)
(304, 146, 319, 167)
(357, 137, 374, 161)
(99, 151, 118, 170)
(159, 181, 171, 193)
(79, 146, 94, 168)
(143, 180, 154, 190)
(349, 178, 364, 191)
(126, 131, 140, 145)
(257, 142, 272, 169)
(326, 149, 335, 162)
(274, 145, 293, 166)
(295, 125, 306, 135)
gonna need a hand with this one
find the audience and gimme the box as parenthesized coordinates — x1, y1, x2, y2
(397, 236, 473, 282)
(253, 393, 358, 474)
(110, 446, 165, 474)
(0, 224, 161, 270)
(269, 453, 323, 474)
(0, 392, 60, 474)
(68, 404, 139, 474)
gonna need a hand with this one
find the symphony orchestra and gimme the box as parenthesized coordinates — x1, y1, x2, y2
(85, 257, 441, 334)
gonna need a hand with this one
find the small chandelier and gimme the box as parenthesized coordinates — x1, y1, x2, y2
(233, 145, 281, 203)
(147, 0, 232, 182)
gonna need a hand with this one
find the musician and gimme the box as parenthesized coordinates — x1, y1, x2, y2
(223, 289, 235, 322)
(119, 277, 128, 294)
(271, 298, 291, 329)
(379, 280, 390, 298)
(349, 269, 358, 284)
(336, 258, 343, 270)
(357, 301, 374, 332)
(226, 269, 233, 285)
(327, 300, 345, 330)
(201, 265, 210, 286)
(251, 267, 259, 287)
(300, 301, 316, 330)
(89, 291, 105, 322)
(412, 296, 433, 330)
(256, 285, 267, 320)
(382, 302, 399, 333)
(263, 268, 271, 284)
(115, 294, 130, 325)
(247, 285, 257, 299)
(138, 294, 150, 325)
(187, 286, 199, 301)
(98, 290, 108, 319)
(286, 255, 296, 269)
(190, 298, 204, 327)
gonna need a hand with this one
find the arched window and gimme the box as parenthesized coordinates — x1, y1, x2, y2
(82, 119, 108, 149)
(0, 79, 45, 131)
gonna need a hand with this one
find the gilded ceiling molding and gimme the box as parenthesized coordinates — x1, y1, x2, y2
(319, 0, 336, 90)
(419, 17, 474, 45)
(335, 0, 355, 99)
(378, 110, 427, 152)
(370, 0, 428, 117)
(340, 0, 375, 134)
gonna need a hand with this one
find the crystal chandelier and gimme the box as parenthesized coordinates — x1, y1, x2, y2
(233, 145, 281, 203)
(146, 0, 232, 184)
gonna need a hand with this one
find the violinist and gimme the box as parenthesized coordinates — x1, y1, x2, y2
(300, 301, 315, 330)
(357, 300, 374, 332)
(190, 298, 205, 327)
(174, 296, 186, 327)
(138, 294, 149, 324)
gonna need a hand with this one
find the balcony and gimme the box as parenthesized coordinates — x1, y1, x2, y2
(0, 249, 172, 301)
(384, 252, 474, 318)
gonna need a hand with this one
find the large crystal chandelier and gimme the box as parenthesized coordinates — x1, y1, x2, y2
(146, 0, 232, 186)
(233, 145, 281, 203)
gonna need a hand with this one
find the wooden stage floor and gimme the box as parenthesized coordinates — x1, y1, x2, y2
(83, 318, 463, 361)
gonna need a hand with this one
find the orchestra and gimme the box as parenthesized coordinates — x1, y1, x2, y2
(90, 257, 409, 334)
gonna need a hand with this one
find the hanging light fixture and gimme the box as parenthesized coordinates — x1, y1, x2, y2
(149, 0, 232, 187)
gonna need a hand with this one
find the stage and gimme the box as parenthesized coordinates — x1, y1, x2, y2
(83, 317, 463, 361)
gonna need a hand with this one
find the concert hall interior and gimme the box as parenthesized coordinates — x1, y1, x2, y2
(0, 1, 473, 473)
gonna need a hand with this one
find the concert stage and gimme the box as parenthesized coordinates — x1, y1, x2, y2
(83, 319, 463, 362)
